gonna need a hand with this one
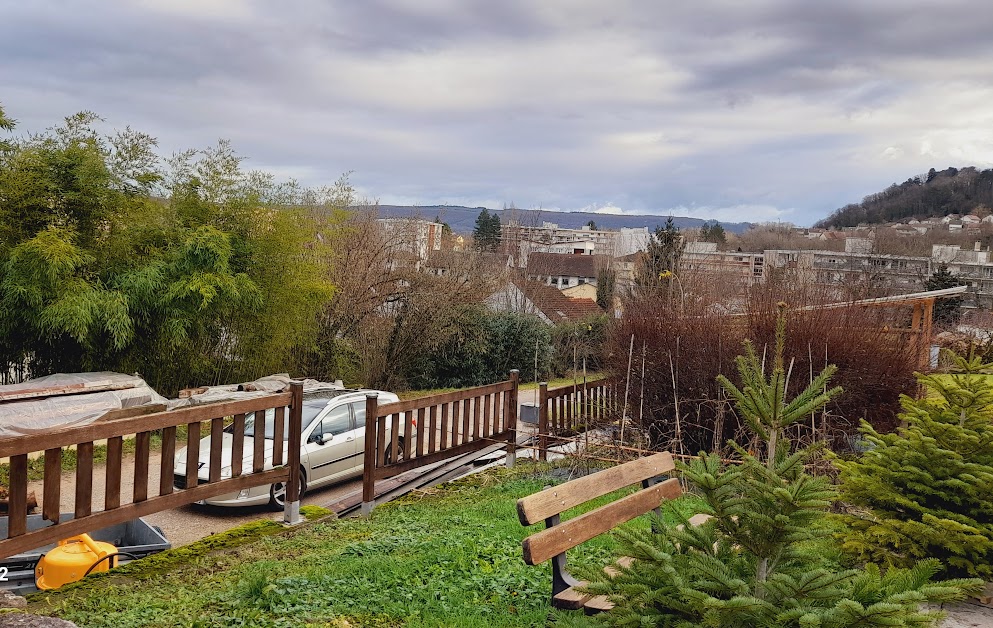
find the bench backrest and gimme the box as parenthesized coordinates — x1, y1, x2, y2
(518, 452, 678, 565)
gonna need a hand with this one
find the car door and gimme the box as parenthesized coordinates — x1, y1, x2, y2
(349, 400, 367, 473)
(302, 403, 355, 486)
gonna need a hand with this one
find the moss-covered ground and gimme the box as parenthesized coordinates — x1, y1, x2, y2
(22, 461, 701, 627)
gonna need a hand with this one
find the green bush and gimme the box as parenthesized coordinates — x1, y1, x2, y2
(835, 350, 993, 579)
(412, 307, 552, 388)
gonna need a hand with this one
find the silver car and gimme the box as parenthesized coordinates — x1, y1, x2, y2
(173, 388, 401, 508)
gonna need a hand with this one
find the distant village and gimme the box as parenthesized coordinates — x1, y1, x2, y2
(379, 209, 993, 325)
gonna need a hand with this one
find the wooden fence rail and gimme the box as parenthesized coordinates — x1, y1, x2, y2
(0, 383, 303, 560)
(362, 371, 519, 514)
(537, 379, 621, 461)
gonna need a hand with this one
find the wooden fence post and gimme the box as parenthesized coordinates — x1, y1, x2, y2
(507, 370, 519, 468)
(538, 382, 548, 462)
(361, 393, 379, 516)
(283, 381, 304, 525)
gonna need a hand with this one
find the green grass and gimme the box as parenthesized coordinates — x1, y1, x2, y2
(28, 461, 702, 627)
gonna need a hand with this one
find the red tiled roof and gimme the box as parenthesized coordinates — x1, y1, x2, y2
(515, 280, 603, 323)
(526, 252, 606, 278)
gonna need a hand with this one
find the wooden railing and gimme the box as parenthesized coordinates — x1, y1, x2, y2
(537, 379, 621, 460)
(362, 371, 519, 514)
(0, 383, 303, 560)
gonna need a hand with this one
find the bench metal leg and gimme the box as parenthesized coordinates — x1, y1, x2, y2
(547, 514, 583, 599)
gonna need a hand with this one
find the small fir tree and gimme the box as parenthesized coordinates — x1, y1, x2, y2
(835, 350, 993, 579)
(924, 264, 964, 325)
(565, 310, 980, 627)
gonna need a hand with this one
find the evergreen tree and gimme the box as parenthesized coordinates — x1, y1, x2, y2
(835, 350, 993, 579)
(700, 220, 727, 245)
(566, 310, 980, 627)
(925, 264, 964, 326)
(472, 208, 500, 251)
(596, 267, 615, 312)
(635, 217, 684, 300)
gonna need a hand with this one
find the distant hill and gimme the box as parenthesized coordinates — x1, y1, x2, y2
(816, 167, 993, 228)
(369, 205, 751, 235)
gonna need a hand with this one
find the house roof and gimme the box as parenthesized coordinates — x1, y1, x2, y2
(526, 252, 606, 278)
(515, 280, 603, 323)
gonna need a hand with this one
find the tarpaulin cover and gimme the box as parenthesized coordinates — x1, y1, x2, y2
(0, 372, 168, 437)
(167, 375, 345, 409)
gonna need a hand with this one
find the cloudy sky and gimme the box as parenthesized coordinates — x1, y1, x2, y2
(3, 1, 993, 226)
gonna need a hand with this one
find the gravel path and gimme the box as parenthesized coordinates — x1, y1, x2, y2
(26, 451, 360, 547)
(938, 602, 993, 627)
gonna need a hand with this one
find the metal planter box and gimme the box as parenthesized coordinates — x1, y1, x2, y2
(0, 515, 171, 595)
(520, 403, 540, 425)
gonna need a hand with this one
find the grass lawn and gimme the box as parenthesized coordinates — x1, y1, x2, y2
(28, 461, 702, 627)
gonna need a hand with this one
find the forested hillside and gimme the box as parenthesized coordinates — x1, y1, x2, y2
(816, 167, 993, 228)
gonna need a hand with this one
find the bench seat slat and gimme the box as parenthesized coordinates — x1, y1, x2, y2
(517, 452, 676, 525)
(522, 477, 682, 566)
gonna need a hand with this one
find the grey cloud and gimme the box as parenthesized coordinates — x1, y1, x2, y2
(3, 0, 993, 225)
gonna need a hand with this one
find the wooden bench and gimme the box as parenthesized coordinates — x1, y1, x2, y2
(517, 451, 682, 613)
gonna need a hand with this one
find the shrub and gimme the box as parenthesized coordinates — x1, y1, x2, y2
(835, 350, 993, 579)
(411, 307, 552, 389)
(610, 277, 919, 454)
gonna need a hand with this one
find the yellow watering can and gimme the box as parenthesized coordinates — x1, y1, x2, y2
(35, 533, 119, 590)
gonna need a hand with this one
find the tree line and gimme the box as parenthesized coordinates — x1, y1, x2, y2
(0, 105, 606, 395)
(817, 166, 993, 228)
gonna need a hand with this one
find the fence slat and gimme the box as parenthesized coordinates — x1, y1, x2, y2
(8, 454, 28, 537)
(231, 413, 245, 478)
(209, 418, 223, 483)
(75, 442, 94, 518)
(390, 413, 400, 461)
(461, 400, 471, 445)
(441, 402, 450, 449)
(105, 437, 123, 509)
(157, 427, 176, 497)
(253, 411, 265, 473)
(376, 414, 387, 466)
(43, 448, 62, 522)
(428, 405, 438, 454)
(482, 394, 491, 438)
(416, 407, 426, 458)
(472, 396, 481, 441)
(273, 406, 285, 466)
(186, 422, 200, 489)
(134, 431, 150, 503)
(403, 411, 413, 460)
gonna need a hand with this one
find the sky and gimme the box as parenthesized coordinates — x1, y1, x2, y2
(3, 1, 993, 226)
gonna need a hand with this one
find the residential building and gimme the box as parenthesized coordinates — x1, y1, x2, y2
(525, 252, 607, 289)
(377, 218, 443, 265)
(487, 278, 603, 324)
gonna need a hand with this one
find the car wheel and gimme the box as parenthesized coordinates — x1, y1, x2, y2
(384, 437, 406, 464)
(269, 470, 306, 511)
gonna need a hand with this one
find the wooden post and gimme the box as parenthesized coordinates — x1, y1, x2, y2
(538, 382, 549, 462)
(283, 381, 303, 525)
(507, 370, 519, 468)
(361, 393, 379, 517)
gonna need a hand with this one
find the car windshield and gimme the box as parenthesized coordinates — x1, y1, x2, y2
(242, 400, 326, 439)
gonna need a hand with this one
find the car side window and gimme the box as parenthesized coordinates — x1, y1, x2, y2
(317, 405, 351, 438)
(351, 401, 366, 428)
